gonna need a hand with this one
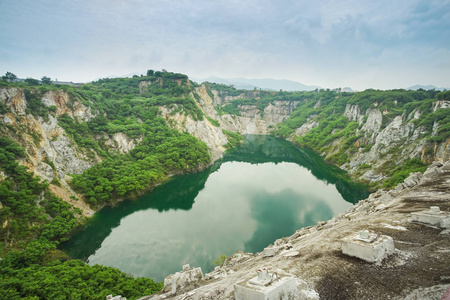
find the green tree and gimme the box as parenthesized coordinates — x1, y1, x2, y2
(41, 76, 52, 85)
(25, 78, 40, 85)
(2, 71, 17, 82)
(211, 254, 227, 267)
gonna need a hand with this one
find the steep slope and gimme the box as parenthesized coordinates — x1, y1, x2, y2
(0, 74, 232, 215)
(0, 87, 99, 215)
(0, 72, 224, 299)
(193, 83, 299, 134)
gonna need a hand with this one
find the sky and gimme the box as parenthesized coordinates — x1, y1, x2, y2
(0, 0, 449, 90)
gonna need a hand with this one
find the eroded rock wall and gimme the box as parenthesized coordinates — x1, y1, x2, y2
(0, 87, 99, 215)
(289, 99, 450, 183)
(194, 84, 299, 135)
(159, 106, 228, 162)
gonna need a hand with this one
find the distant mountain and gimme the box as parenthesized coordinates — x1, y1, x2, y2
(342, 87, 354, 93)
(191, 76, 321, 91)
(407, 85, 448, 91)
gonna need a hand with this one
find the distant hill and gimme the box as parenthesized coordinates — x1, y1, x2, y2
(191, 76, 321, 91)
(342, 87, 354, 93)
(407, 84, 448, 91)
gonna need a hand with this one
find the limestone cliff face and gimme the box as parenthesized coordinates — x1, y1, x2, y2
(434, 138, 450, 162)
(432, 99, 450, 112)
(0, 85, 233, 214)
(104, 133, 143, 154)
(210, 88, 259, 106)
(218, 113, 268, 134)
(264, 100, 298, 125)
(288, 99, 450, 183)
(344, 104, 364, 124)
(194, 84, 299, 135)
(159, 106, 228, 162)
(41, 90, 95, 121)
(295, 121, 319, 136)
(361, 108, 382, 135)
(348, 115, 428, 181)
(0, 88, 97, 178)
(0, 88, 101, 215)
(0, 88, 27, 115)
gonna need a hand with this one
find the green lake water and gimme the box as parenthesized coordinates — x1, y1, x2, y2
(61, 135, 368, 282)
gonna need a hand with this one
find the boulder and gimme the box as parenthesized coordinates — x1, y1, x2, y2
(404, 172, 423, 188)
(163, 265, 203, 295)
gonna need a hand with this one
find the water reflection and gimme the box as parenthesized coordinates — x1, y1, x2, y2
(244, 189, 333, 253)
(61, 166, 218, 261)
(225, 135, 368, 203)
(61, 135, 368, 282)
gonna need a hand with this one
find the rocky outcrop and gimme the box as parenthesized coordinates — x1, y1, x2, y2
(104, 132, 143, 154)
(432, 100, 450, 112)
(159, 106, 228, 162)
(36, 115, 95, 178)
(218, 113, 268, 134)
(162, 264, 204, 296)
(296, 100, 448, 183)
(295, 121, 319, 137)
(139, 80, 152, 93)
(0, 88, 98, 216)
(0, 87, 27, 114)
(344, 104, 363, 124)
(264, 100, 299, 126)
(434, 138, 450, 162)
(41, 90, 96, 121)
(361, 108, 382, 135)
(0, 89, 97, 182)
(141, 161, 450, 300)
(209, 88, 260, 107)
(193, 86, 217, 117)
(348, 115, 427, 178)
(194, 85, 300, 135)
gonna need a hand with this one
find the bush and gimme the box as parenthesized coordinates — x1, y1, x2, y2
(383, 158, 427, 188)
(222, 130, 244, 149)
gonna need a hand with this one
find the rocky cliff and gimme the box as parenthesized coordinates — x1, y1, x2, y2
(193, 84, 299, 135)
(2, 83, 448, 212)
(0, 85, 236, 214)
(192, 86, 450, 188)
(0, 87, 99, 215)
(159, 105, 228, 162)
(337, 103, 450, 183)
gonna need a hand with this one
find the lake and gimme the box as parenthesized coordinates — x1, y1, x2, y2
(61, 135, 368, 282)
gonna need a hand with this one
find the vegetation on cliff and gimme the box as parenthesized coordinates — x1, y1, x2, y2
(286, 90, 449, 187)
(0, 71, 211, 298)
(0, 138, 162, 299)
(1, 70, 448, 299)
(205, 82, 449, 188)
(2, 71, 211, 208)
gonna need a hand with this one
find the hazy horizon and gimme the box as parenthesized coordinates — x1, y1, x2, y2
(1, 0, 449, 90)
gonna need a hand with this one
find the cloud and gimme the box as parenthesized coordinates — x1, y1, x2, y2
(0, 0, 449, 89)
